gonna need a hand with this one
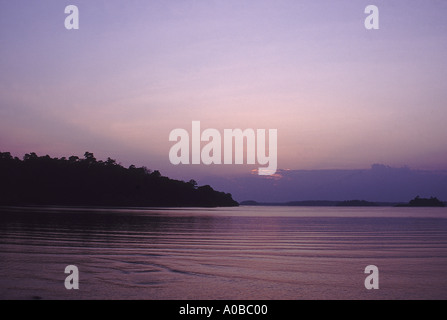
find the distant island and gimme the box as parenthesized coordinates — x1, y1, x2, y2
(336, 200, 378, 207)
(241, 197, 446, 207)
(0, 151, 238, 207)
(240, 200, 339, 206)
(240, 200, 390, 207)
(395, 196, 445, 207)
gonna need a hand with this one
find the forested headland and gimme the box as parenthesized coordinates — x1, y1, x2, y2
(0, 151, 238, 207)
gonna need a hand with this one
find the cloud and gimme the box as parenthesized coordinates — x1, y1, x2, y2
(201, 165, 447, 203)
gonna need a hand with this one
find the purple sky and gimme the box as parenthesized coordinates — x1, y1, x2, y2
(1, 1, 447, 184)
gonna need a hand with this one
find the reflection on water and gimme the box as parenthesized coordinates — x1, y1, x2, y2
(1, 206, 447, 300)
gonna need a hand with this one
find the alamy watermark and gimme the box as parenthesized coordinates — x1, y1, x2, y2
(64, 265, 79, 290)
(364, 265, 379, 290)
(364, 5, 379, 30)
(64, 5, 79, 30)
(64, 4, 379, 31)
(169, 121, 278, 175)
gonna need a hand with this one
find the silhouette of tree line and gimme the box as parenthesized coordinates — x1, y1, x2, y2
(336, 200, 378, 207)
(406, 196, 445, 207)
(0, 151, 238, 207)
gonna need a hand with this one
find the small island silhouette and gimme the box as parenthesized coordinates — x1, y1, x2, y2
(395, 196, 445, 207)
(0, 151, 238, 207)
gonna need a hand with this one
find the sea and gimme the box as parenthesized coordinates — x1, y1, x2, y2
(1, 205, 447, 300)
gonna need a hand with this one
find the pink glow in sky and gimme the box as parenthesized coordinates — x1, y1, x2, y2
(1, 1, 447, 181)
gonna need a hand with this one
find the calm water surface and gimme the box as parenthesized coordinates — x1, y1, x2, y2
(1, 206, 447, 300)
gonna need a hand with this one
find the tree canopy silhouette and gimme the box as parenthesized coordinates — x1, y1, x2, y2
(0, 151, 238, 207)
(408, 196, 445, 207)
(395, 196, 445, 207)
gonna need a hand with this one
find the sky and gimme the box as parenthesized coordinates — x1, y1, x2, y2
(1, 0, 447, 186)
